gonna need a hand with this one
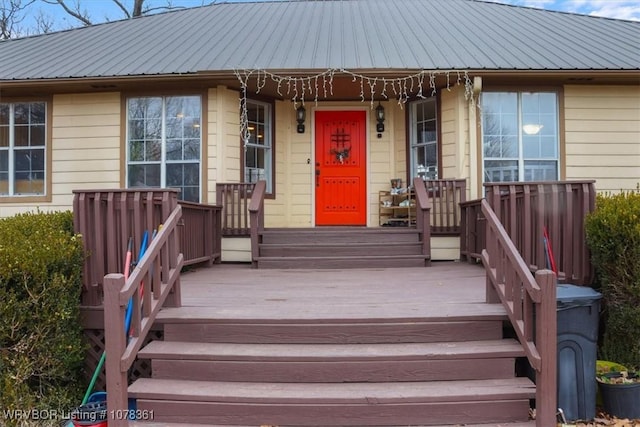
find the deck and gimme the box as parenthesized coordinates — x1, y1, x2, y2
(175, 261, 491, 320)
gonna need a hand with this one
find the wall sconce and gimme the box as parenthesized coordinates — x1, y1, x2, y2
(296, 105, 306, 133)
(376, 103, 385, 138)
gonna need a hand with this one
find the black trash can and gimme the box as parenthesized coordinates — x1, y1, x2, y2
(556, 284, 602, 422)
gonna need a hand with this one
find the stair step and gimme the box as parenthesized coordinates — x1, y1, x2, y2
(256, 254, 428, 269)
(260, 228, 420, 244)
(158, 303, 508, 324)
(259, 241, 424, 257)
(129, 378, 535, 426)
(140, 339, 524, 382)
(163, 319, 505, 344)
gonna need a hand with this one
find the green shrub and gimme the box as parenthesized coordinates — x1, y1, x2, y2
(0, 211, 86, 426)
(585, 188, 640, 370)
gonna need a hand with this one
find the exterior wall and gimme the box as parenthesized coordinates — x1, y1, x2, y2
(564, 85, 640, 192)
(0, 92, 121, 217)
(207, 86, 241, 204)
(440, 86, 472, 197)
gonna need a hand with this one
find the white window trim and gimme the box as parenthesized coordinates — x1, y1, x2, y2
(0, 102, 47, 197)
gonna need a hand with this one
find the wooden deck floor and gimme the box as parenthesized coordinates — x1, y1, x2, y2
(173, 261, 495, 322)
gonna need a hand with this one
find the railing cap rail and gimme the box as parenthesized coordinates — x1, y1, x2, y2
(483, 180, 595, 187)
(73, 188, 181, 194)
(248, 180, 267, 213)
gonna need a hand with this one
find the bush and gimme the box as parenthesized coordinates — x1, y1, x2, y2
(585, 188, 640, 370)
(0, 211, 86, 426)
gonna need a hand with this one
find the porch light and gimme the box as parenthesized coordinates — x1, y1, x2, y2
(523, 124, 543, 135)
(376, 103, 385, 137)
(296, 105, 306, 133)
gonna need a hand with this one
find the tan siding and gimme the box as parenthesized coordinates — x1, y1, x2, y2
(440, 86, 471, 197)
(564, 85, 640, 192)
(432, 236, 460, 261)
(206, 86, 241, 204)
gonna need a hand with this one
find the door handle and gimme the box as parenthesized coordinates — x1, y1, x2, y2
(315, 169, 320, 187)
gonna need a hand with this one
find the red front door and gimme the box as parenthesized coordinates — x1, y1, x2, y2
(315, 110, 367, 226)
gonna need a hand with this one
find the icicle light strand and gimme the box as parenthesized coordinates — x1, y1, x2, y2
(234, 68, 477, 136)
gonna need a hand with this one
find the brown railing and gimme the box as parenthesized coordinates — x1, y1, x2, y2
(459, 198, 484, 262)
(248, 180, 266, 266)
(413, 177, 432, 265)
(104, 204, 184, 427)
(481, 199, 557, 427)
(178, 201, 222, 267)
(73, 189, 180, 306)
(460, 181, 596, 285)
(216, 182, 255, 236)
(418, 178, 467, 235)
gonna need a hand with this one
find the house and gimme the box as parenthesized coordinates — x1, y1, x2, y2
(0, 1, 638, 425)
(0, 0, 638, 262)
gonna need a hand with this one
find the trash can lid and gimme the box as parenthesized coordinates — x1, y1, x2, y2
(557, 284, 602, 303)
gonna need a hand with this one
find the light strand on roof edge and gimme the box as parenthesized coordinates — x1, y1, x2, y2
(234, 68, 476, 147)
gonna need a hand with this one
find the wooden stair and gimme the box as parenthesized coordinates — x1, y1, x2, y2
(254, 227, 429, 269)
(129, 303, 535, 426)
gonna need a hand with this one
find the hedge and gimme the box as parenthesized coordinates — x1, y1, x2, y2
(0, 211, 86, 426)
(585, 187, 640, 370)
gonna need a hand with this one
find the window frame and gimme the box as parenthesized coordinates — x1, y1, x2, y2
(125, 94, 204, 203)
(0, 98, 52, 203)
(407, 97, 440, 182)
(480, 89, 562, 184)
(241, 97, 276, 197)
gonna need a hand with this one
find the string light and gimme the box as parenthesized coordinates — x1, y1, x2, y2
(234, 68, 478, 136)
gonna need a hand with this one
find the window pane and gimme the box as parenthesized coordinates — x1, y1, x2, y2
(128, 164, 161, 187)
(145, 140, 162, 162)
(14, 148, 45, 194)
(0, 104, 9, 125)
(411, 98, 438, 179)
(166, 139, 182, 161)
(14, 104, 29, 124)
(30, 102, 46, 124)
(166, 163, 199, 202)
(524, 160, 557, 181)
(0, 150, 7, 195)
(184, 139, 200, 160)
(484, 160, 518, 183)
(0, 126, 8, 148)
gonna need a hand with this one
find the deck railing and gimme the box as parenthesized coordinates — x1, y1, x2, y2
(248, 180, 266, 266)
(418, 178, 466, 235)
(481, 199, 557, 427)
(73, 189, 180, 306)
(73, 190, 223, 306)
(413, 178, 432, 264)
(104, 203, 184, 427)
(459, 198, 484, 262)
(460, 181, 596, 285)
(178, 201, 222, 266)
(216, 182, 255, 236)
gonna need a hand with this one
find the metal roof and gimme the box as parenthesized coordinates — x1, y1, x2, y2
(0, 0, 639, 81)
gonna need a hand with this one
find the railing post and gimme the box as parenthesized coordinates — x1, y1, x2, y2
(535, 269, 557, 427)
(104, 273, 129, 427)
(413, 178, 432, 265)
(248, 180, 267, 266)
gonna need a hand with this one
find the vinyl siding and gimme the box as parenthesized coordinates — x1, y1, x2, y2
(564, 85, 640, 192)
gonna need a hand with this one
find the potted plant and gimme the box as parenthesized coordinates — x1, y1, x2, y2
(586, 188, 640, 420)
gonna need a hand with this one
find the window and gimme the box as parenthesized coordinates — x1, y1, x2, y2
(243, 99, 273, 193)
(482, 92, 559, 183)
(409, 98, 438, 180)
(0, 102, 47, 197)
(126, 96, 201, 202)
